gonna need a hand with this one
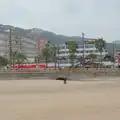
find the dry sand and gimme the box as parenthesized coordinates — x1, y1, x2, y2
(0, 78, 120, 120)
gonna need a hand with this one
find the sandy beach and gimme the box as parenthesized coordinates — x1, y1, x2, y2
(0, 78, 120, 120)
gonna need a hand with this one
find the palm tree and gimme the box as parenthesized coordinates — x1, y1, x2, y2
(43, 42, 58, 68)
(42, 48, 50, 67)
(95, 38, 106, 67)
(51, 44, 57, 68)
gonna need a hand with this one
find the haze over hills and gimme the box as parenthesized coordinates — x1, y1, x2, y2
(0, 24, 120, 60)
(0, 24, 93, 44)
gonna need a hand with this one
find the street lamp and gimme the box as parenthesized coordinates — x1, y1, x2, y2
(9, 28, 12, 68)
(5, 28, 15, 69)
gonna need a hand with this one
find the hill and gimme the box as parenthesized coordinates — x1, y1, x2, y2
(0, 24, 90, 44)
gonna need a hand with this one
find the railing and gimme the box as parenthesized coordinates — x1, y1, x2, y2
(0, 68, 119, 80)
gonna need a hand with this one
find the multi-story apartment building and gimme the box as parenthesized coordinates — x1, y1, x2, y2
(0, 32, 9, 56)
(57, 40, 108, 64)
(0, 32, 37, 62)
(21, 37, 37, 62)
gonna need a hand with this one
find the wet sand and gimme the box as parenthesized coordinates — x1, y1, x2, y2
(0, 78, 120, 120)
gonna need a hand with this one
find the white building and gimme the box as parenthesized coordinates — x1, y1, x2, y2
(57, 40, 108, 65)
(115, 50, 120, 67)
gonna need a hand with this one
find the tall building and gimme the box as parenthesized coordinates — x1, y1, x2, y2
(0, 32, 37, 62)
(21, 36, 37, 62)
(106, 43, 114, 56)
(0, 32, 9, 56)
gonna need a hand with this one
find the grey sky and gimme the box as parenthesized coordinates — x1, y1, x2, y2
(0, 0, 120, 42)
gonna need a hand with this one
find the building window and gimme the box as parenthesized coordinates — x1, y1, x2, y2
(66, 51, 69, 54)
(60, 51, 65, 54)
(105, 50, 108, 52)
(16, 41, 18, 44)
(78, 46, 83, 48)
(89, 50, 93, 53)
(86, 45, 95, 48)
(86, 51, 89, 53)
(80, 51, 83, 53)
(61, 46, 65, 49)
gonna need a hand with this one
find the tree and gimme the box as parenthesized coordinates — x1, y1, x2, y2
(87, 53, 97, 67)
(87, 53, 97, 63)
(42, 41, 54, 67)
(95, 38, 106, 66)
(56, 46, 60, 68)
(42, 47, 50, 67)
(104, 55, 115, 62)
(51, 44, 57, 68)
(68, 41, 77, 67)
(15, 53, 27, 64)
(12, 52, 27, 66)
(0, 56, 8, 68)
(43, 42, 58, 68)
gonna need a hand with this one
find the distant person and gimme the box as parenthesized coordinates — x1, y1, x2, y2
(63, 77, 67, 84)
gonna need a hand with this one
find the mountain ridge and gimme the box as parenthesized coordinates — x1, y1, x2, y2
(0, 24, 93, 44)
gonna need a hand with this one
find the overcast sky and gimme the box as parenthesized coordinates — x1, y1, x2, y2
(0, 0, 120, 42)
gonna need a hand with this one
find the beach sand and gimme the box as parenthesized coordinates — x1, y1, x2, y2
(0, 78, 120, 120)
